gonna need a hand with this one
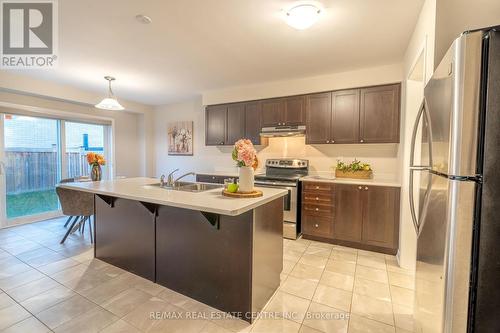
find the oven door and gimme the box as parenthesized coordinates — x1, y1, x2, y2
(255, 181, 297, 239)
(255, 181, 296, 221)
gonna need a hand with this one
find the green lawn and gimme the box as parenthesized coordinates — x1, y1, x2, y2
(7, 190, 59, 219)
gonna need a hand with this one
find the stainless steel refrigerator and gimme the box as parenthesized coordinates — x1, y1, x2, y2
(410, 27, 500, 332)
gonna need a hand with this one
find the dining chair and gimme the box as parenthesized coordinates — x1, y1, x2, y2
(59, 178, 78, 227)
(56, 186, 94, 244)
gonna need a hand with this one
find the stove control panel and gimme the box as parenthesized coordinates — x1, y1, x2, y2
(266, 159, 309, 169)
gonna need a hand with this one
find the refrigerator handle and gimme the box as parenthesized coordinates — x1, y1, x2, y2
(408, 98, 433, 236)
(409, 168, 433, 237)
(409, 100, 425, 169)
(409, 101, 426, 234)
(409, 98, 433, 169)
(409, 169, 420, 235)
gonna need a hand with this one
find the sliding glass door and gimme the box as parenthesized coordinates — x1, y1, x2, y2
(0, 115, 6, 228)
(0, 113, 112, 227)
(2, 114, 61, 222)
(65, 121, 109, 180)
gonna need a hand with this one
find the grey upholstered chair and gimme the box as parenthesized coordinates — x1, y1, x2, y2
(59, 178, 77, 228)
(56, 186, 94, 244)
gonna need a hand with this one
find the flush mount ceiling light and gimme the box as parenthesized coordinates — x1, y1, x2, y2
(135, 14, 152, 24)
(285, 4, 321, 30)
(95, 76, 125, 111)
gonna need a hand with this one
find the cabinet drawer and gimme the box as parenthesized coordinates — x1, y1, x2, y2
(303, 203, 334, 217)
(303, 182, 333, 192)
(303, 192, 333, 205)
(302, 215, 332, 238)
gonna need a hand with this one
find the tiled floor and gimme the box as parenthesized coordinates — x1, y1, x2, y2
(0, 217, 415, 332)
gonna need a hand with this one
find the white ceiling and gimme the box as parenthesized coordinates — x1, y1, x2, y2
(10, 0, 424, 105)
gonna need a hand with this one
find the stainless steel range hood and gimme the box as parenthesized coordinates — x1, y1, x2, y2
(260, 125, 306, 138)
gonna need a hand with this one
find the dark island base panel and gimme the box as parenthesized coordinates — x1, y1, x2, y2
(94, 195, 283, 323)
(302, 234, 398, 255)
(94, 196, 156, 280)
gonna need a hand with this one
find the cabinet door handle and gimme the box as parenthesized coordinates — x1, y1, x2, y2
(358, 186, 362, 190)
(360, 139, 364, 143)
(314, 224, 319, 228)
(315, 186, 320, 189)
(315, 208, 319, 211)
(364, 186, 368, 190)
(331, 140, 335, 143)
(315, 197, 319, 200)
(220, 141, 224, 145)
(326, 140, 330, 143)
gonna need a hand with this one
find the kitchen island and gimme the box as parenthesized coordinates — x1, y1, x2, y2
(60, 177, 287, 322)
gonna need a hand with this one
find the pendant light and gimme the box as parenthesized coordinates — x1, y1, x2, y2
(95, 76, 125, 110)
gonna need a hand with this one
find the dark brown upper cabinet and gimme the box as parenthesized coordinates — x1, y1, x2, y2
(244, 101, 263, 145)
(261, 96, 305, 127)
(261, 99, 284, 127)
(226, 104, 245, 145)
(205, 102, 264, 146)
(305, 84, 400, 144)
(305, 92, 332, 144)
(205, 105, 227, 146)
(284, 96, 306, 125)
(331, 89, 360, 143)
(359, 84, 400, 143)
(206, 83, 400, 145)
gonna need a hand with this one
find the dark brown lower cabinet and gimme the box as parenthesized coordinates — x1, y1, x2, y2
(302, 215, 332, 238)
(333, 184, 363, 243)
(301, 182, 400, 254)
(302, 182, 334, 238)
(361, 185, 400, 249)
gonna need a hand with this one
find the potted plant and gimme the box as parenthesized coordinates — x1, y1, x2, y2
(232, 139, 259, 192)
(335, 159, 372, 179)
(86, 152, 106, 181)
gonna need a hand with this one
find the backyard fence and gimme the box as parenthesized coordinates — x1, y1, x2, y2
(5, 150, 93, 194)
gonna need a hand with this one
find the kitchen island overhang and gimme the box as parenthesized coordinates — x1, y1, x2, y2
(60, 177, 287, 322)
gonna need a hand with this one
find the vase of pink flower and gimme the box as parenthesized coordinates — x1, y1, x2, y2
(232, 139, 259, 193)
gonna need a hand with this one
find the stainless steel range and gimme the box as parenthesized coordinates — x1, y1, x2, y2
(254, 159, 309, 239)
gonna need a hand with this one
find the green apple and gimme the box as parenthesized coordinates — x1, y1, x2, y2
(227, 183, 239, 193)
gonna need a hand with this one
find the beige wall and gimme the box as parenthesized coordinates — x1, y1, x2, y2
(154, 64, 404, 181)
(435, 0, 500, 67)
(202, 63, 403, 105)
(398, 0, 437, 270)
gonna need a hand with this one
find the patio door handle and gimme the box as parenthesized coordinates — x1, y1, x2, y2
(0, 161, 4, 175)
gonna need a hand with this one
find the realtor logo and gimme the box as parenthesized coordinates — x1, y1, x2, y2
(1, 0, 58, 68)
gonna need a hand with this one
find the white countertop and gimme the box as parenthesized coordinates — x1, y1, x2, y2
(60, 177, 287, 216)
(300, 174, 401, 187)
